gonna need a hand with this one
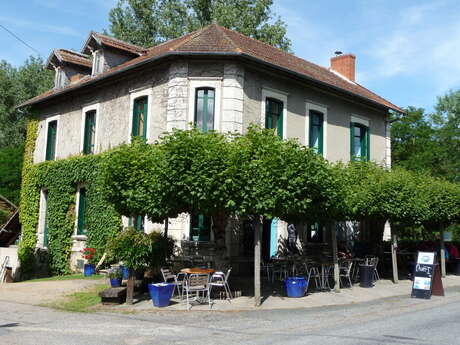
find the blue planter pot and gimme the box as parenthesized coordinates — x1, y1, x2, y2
(83, 263, 95, 277)
(119, 266, 129, 280)
(110, 278, 122, 287)
(148, 283, 175, 307)
(284, 277, 308, 297)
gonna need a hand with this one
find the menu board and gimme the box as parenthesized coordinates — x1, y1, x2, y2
(411, 252, 436, 299)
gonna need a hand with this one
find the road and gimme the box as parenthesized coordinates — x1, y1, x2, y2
(1, 289, 460, 345)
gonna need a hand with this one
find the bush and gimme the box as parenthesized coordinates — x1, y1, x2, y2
(106, 228, 174, 271)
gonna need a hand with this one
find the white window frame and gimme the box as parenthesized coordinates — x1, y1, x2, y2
(80, 103, 100, 154)
(44, 114, 60, 161)
(74, 185, 87, 239)
(128, 88, 153, 143)
(91, 50, 104, 76)
(261, 88, 288, 139)
(305, 101, 328, 158)
(188, 78, 222, 131)
(38, 189, 48, 248)
(351, 114, 370, 128)
(54, 67, 65, 89)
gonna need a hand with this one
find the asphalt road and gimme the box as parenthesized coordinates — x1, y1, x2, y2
(1, 289, 460, 345)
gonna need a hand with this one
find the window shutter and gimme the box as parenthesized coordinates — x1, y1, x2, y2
(132, 101, 139, 137)
(46, 121, 57, 161)
(349, 122, 354, 161)
(142, 100, 148, 140)
(318, 113, 324, 155)
(277, 103, 283, 139)
(366, 127, 370, 161)
(43, 192, 49, 247)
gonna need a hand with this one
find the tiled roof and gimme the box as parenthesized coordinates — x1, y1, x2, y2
(21, 24, 403, 112)
(46, 49, 92, 69)
(83, 31, 147, 55)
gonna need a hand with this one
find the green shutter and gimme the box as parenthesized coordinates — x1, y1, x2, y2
(277, 105, 283, 139)
(366, 127, 370, 161)
(142, 100, 148, 139)
(266, 98, 283, 138)
(190, 214, 211, 241)
(77, 188, 87, 235)
(318, 114, 324, 155)
(132, 97, 148, 140)
(132, 101, 139, 137)
(46, 121, 57, 161)
(43, 192, 49, 247)
(350, 122, 354, 161)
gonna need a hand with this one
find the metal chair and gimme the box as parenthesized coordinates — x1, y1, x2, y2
(272, 262, 289, 282)
(209, 268, 233, 302)
(368, 257, 380, 281)
(183, 273, 211, 310)
(339, 260, 353, 288)
(161, 268, 186, 299)
(305, 263, 322, 290)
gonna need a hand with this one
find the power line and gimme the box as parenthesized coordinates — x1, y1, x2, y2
(0, 23, 41, 56)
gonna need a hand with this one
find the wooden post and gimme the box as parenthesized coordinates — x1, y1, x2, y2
(126, 268, 135, 304)
(440, 224, 446, 278)
(391, 233, 399, 284)
(164, 218, 169, 237)
(254, 216, 262, 307)
(330, 223, 340, 292)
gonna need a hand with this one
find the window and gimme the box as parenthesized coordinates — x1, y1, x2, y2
(132, 96, 148, 140)
(83, 110, 96, 155)
(350, 122, 370, 161)
(265, 98, 283, 138)
(194, 88, 215, 132)
(128, 215, 144, 232)
(309, 110, 324, 154)
(190, 214, 211, 241)
(43, 191, 49, 247)
(92, 51, 103, 75)
(307, 222, 324, 243)
(54, 68, 65, 89)
(77, 188, 87, 235)
(45, 120, 57, 161)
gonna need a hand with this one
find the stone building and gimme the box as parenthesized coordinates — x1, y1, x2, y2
(21, 24, 403, 269)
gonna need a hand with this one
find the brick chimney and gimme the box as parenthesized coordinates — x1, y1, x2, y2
(330, 54, 356, 82)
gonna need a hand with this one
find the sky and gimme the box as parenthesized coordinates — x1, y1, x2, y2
(1, 0, 460, 112)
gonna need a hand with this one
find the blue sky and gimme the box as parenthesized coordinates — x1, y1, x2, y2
(1, 0, 459, 112)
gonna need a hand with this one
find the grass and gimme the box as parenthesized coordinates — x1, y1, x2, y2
(23, 273, 105, 283)
(42, 283, 109, 312)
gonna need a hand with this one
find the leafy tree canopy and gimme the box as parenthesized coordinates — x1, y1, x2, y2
(0, 144, 23, 205)
(0, 56, 53, 148)
(108, 0, 291, 51)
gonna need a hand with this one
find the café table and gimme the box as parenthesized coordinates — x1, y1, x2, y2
(180, 268, 215, 304)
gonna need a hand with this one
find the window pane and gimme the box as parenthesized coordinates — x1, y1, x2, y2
(354, 126, 361, 137)
(195, 96, 204, 129)
(195, 88, 215, 132)
(311, 126, 319, 149)
(77, 188, 87, 235)
(46, 121, 57, 161)
(354, 136, 361, 157)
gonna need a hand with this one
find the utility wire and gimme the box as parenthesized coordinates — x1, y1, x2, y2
(0, 23, 41, 56)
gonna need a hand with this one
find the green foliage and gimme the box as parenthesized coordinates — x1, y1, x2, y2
(108, 0, 291, 51)
(108, 267, 123, 279)
(18, 118, 41, 279)
(392, 93, 460, 183)
(0, 144, 23, 205)
(19, 149, 121, 276)
(0, 209, 10, 224)
(107, 228, 174, 270)
(0, 57, 53, 148)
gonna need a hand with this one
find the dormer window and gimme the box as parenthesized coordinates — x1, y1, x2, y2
(92, 51, 104, 75)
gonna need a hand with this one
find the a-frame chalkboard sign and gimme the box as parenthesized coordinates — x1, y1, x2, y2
(411, 251, 444, 299)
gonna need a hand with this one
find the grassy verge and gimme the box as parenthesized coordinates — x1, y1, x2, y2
(23, 273, 105, 283)
(42, 283, 108, 312)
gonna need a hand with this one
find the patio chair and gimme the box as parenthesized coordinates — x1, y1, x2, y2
(305, 263, 322, 290)
(209, 268, 233, 302)
(339, 260, 353, 288)
(161, 268, 186, 299)
(368, 257, 380, 281)
(272, 262, 289, 282)
(183, 273, 211, 310)
(261, 261, 273, 281)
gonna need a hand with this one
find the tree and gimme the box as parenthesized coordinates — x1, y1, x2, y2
(0, 57, 53, 148)
(0, 144, 23, 205)
(108, 0, 291, 51)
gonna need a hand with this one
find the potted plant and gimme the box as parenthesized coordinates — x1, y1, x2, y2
(108, 267, 123, 287)
(81, 247, 96, 276)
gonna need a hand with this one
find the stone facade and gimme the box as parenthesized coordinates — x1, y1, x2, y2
(32, 58, 391, 268)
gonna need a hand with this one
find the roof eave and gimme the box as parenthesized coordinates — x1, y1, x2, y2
(19, 51, 404, 113)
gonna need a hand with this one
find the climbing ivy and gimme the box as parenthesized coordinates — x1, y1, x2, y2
(18, 117, 40, 278)
(19, 140, 121, 276)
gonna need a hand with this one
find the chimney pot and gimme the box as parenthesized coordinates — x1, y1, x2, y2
(330, 54, 356, 82)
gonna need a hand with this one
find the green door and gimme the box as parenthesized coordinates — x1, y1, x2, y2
(190, 214, 211, 241)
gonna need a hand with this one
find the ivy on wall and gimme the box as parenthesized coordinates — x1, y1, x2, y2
(19, 120, 121, 276)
